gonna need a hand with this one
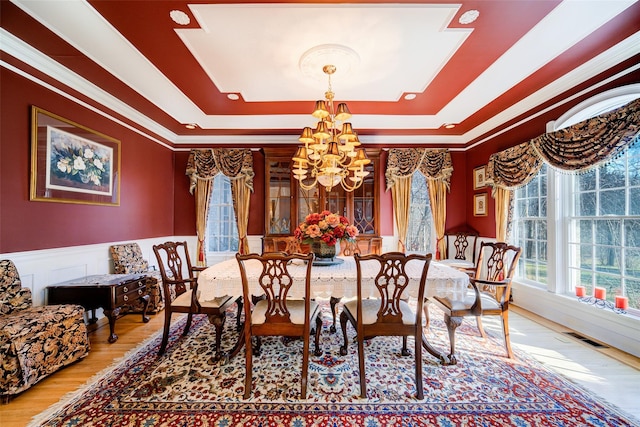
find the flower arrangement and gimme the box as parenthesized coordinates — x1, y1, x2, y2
(294, 210, 359, 246)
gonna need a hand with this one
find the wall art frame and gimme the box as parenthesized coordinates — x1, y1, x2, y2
(30, 106, 121, 206)
(474, 193, 488, 216)
(473, 165, 487, 190)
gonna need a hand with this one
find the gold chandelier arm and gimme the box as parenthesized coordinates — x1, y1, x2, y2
(295, 176, 319, 191)
(339, 176, 365, 192)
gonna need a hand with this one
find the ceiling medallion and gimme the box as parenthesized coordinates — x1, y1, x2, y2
(299, 44, 360, 82)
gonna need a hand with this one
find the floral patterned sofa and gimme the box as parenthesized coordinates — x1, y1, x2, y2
(110, 243, 166, 313)
(0, 259, 90, 401)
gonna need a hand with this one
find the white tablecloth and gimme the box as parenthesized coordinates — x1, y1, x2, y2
(198, 256, 469, 302)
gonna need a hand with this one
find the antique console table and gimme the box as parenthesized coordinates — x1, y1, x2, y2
(47, 274, 150, 343)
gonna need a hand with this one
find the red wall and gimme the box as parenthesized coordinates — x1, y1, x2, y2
(4, 64, 638, 254)
(0, 69, 175, 253)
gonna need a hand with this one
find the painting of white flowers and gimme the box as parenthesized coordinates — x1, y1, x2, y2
(46, 126, 113, 195)
(31, 106, 121, 206)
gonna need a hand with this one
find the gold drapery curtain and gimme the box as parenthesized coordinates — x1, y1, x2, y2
(486, 97, 640, 241)
(386, 148, 452, 254)
(186, 149, 255, 265)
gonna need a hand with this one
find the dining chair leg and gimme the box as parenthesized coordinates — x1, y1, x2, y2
(423, 301, 431, 330)
(357, 332, 367, 398)
(415, 327, 424, 400)
(444, 314, 463, 365)
(235, 297, 244, 332)
(476, 316, 488, 338)
(301, 335, 310, 399)
(158, 311, 173, 355)
(182, 312, 194, 336)
(313, 315, 322, 356)
(243, 332, 253, 399)
(501, 312, 514, 358)
(339, 310, 351, 356)
(401, 336, 410, 356)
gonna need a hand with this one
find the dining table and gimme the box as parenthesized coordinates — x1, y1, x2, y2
(198, 255, 469, 365)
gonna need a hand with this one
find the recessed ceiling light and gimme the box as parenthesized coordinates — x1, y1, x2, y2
(227, 94, 240, 101)
(404, 94, 417, 100)
(170, 10, 190, 26)
(185, 123, 197, 129)
(459, 10, 479, 25)
(444, 123, 456, 129)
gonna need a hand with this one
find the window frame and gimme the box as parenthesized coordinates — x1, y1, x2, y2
(205, 173, 239, 259)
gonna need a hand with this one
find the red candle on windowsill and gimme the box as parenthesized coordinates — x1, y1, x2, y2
(615, 296, 629, 310)
(575, 286, 586, 297)
(594, 287, 606, 300)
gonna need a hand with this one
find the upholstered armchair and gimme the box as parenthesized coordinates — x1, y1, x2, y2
(0, 259, 90, 401)
(110, 243, 165, 313)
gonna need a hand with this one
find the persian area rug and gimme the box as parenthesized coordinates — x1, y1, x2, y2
(29, 303, 638, 427)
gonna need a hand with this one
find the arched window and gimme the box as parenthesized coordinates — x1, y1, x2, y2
(513, 85, 640, 312)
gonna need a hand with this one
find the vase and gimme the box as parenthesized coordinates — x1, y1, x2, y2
(311, 240, 338, 259)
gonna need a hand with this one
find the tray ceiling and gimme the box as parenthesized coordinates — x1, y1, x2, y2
(3, 0, 639, 147)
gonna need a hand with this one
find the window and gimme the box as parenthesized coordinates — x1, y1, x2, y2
(406, 172, 434, 252)
(568, 144, 640, 308)
(206, 174, 238, 253)
(514, 164, 548, 285)
(513, 147, 640, 312)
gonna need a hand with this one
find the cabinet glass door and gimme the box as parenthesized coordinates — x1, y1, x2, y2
(298, 186, 319, 222)
(326, 186, 347, 217)
(267, 160, 291, 234)
(353, 163, 376, 234)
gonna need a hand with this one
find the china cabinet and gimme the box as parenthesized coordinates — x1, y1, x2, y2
(263, 147, 381, 254)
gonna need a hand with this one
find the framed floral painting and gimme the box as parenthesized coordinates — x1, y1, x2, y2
(30, 106, 121, 206)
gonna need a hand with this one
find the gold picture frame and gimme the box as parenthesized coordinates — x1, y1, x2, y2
(474, 193, 488, 216)
(473, 165, 487, 190)
(30, 106, 121, 206)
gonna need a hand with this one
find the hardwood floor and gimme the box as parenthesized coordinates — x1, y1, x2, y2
(1, 306, 639, 426)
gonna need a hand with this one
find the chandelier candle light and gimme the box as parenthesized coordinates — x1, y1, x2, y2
(293, 65, 371, 192)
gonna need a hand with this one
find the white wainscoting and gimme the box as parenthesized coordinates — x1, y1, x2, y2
(512, 282, 640, 358)
(0, 236, 197, 308)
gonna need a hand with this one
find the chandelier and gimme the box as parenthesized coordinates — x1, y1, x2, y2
(292, 64, 370, 192)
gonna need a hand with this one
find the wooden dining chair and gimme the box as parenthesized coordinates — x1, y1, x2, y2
(270, 236, 305, 254)
(339, 251, 432, 399)
(153, 241, 242, 359)
(439, 226, 479, 275)
(328, 237, 377, 333)
(430, 241, 522, 363)
(236, 252, 323, 399)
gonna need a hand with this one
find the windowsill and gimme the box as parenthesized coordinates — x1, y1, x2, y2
(512, 281, 640, 358)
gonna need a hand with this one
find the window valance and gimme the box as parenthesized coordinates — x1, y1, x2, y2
(385, 148, 452, 190)
(488, 97, 640, 190)
(186, 148, 255, 193)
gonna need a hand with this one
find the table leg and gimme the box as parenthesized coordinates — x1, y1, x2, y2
(140, 294, 150, 323)
(104, 307, 121, 343)
(88, 309, 98, 324)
